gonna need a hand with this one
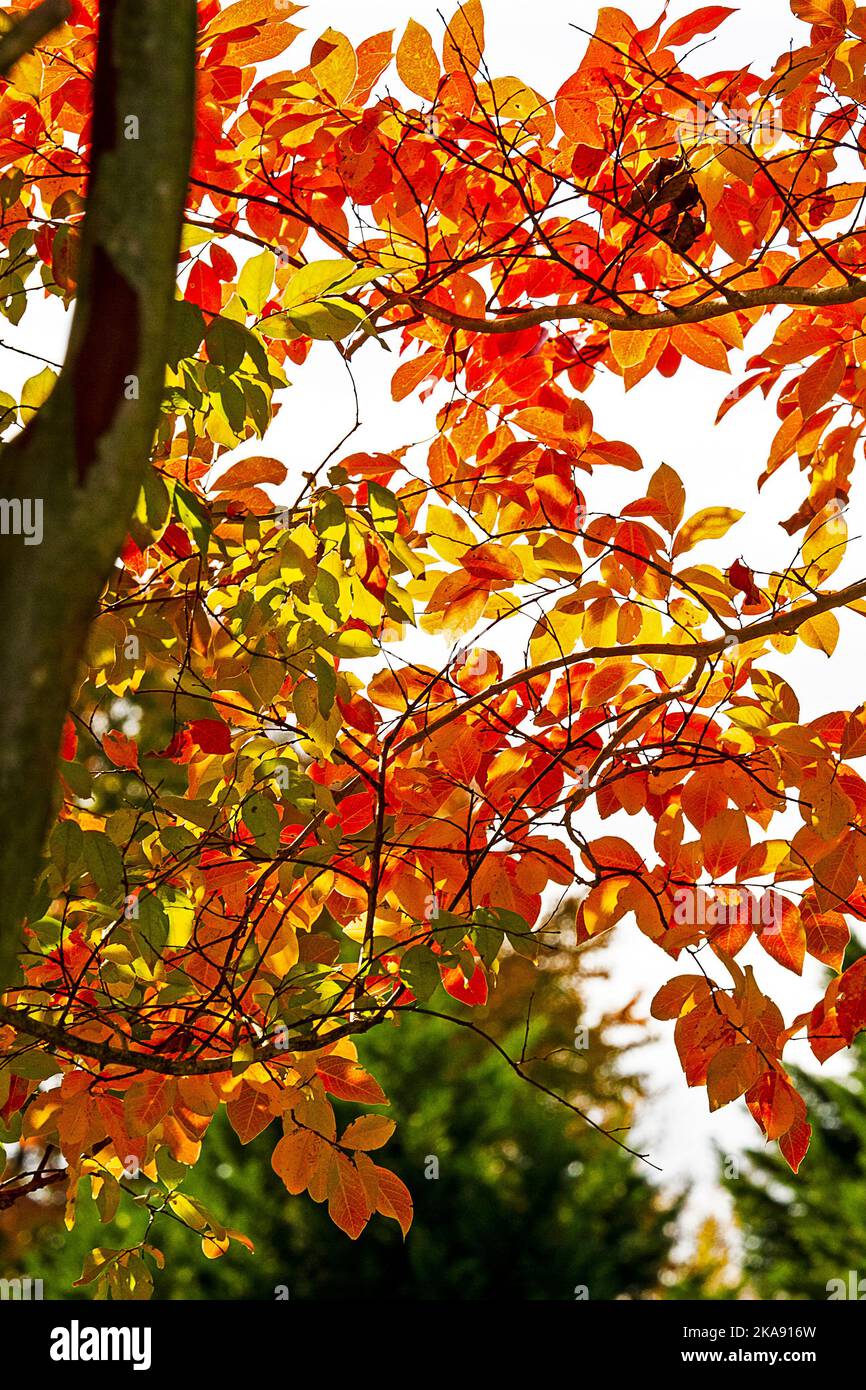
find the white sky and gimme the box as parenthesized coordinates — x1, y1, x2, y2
(5, 0, 862, 1246)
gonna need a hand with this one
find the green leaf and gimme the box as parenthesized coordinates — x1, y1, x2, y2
(132, 466, 171, 544)
(169, 299, 205, 366)
(160, 825, 199, 855)
(400, 945, 441, 1001)
(83, 831, 124, 901)
(315, 652, 337, 718)
(49, 820, 84, 881)
(9, 1048, 59, 1081)
(133, 893, 170, 964)
(96, 1176, 122, 1225)
(174, 484, 211, 555)
(206, 316, 249, 375)
(314, 491, 346, 537)
(242, 793, 281, 855)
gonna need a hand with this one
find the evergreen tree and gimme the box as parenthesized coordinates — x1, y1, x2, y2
(726, 1040, 866, 1300)
(727, 946, 866, 1300)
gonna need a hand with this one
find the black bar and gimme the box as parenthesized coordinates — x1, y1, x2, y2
(0, 1295, 854, 1375)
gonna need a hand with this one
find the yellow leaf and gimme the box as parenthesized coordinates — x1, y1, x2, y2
(582, 596, 618, 647)
(800, 611, 839, 655)
(310, 28, 357, 105)
(396, 19, 441, 101)
(802, 501, 847, 578)
(673, 507, 743, 557)
(20, 367, 57, 420)
(237, 250, 274, 315)
(443, 0, 485, 75)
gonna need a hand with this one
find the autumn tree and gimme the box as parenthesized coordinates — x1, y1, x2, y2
(4, 0, 866, 1295)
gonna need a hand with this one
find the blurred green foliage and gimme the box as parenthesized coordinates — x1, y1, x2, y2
(7, 938, 684, 1300)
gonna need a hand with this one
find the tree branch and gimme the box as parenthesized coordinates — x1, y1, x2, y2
(0, 0, 69, 77)
(393, 277, 866, 336)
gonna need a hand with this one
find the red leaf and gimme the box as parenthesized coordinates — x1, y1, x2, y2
(727, 557, 761, 606)
(60, 716, 77, 761)
(186, 259, 222, 314)
(209, 244, 237, 281)
(188, 718, 233, 755)
(780, 1115, 812, 1173)
(440, 955, 488, 1005)
(154, 728, 194, 762)
(157, 522, 194, 559)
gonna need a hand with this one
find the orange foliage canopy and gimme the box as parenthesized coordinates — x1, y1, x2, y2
(2, 0, 866, 1288)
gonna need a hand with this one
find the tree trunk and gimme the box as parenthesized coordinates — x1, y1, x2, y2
(0, 0, 196, 989)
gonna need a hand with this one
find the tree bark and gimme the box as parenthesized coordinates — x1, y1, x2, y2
(0, 0, 196, 989)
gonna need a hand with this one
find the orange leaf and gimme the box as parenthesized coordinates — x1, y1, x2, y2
(651, 975, 708, 1021)
(746, 1071, 798, 1141)
(371, 1163, 413, 1236)
(661, 6, 736, 46)
(706, 1043, 763, 1111)
(756, 895, 806, 975)
(214, 456, 287, 489)
(272, 1128, 326, 1195)
(460, 541, 523, 583)
(588, 836, 645, 873)
(647, 462, 685, 533)
(123, 1077, 174, 1139)
(227, 1083, 274, 1145)
(803, 908, 849, 971)
(315, 1056, 388, 1105)
(701, 809, 749, 878)
(813, 835, 859, 913)
(327, 1152, 373, 1238)
(798, 346, 845, 421)
(103, 729, 140, 772)
(341, 1114, 396, 1151)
